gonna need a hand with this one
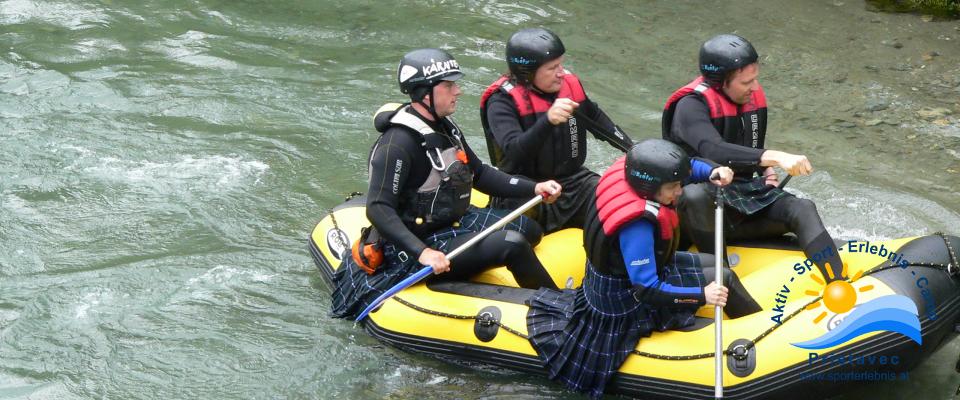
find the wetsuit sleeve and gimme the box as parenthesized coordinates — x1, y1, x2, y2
(688, 158, 718, 183)
(485, 92, 555, 161)
(619, 220, 706, 307)
(463, 137, 536, 197)
(580, 96, 634, 151)
(671, 96, 765, 167)
(366, 129, 428, 257)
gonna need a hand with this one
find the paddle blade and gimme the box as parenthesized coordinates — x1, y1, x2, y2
(354, 266, 433, 322)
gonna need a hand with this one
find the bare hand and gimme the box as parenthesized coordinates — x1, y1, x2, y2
(704, 281, 729, 307)
(547, 98, 579, 125)
(709, 166, 734, 186)
(418, 248, 450, 275)
(534, 180, 562, 204)
(779, 153, 813, 176)
(763, 167, 779, 187)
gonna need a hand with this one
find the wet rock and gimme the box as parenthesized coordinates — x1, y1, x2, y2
(922, 15, 934, 22)
(865, 119, 883, 126)
(882, 39, 904, 49)
(865, 99, 889, 112)
(783, 101, 797, 111)
(917, 107, 953, 119)
(883, 118, 901, 126)
(836, 121, 857, 128)
(832, 72, 848, 83)
(907, 134, 918, 139)
(933, 118, 951, 126)
(865, 65, 880, 72)
(892, 63, 912, 71)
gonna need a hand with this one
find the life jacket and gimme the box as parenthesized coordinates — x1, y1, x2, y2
(582, 157, 680, 276)
(479, 73, 588, 180)
(661, 77, 768, 175)
(371, 103, 473, 236)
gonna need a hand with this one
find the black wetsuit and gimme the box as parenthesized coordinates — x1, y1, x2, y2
(367, 107, 556, 288)
(667, 95, 845, 281)
(483, 88, 632, 232)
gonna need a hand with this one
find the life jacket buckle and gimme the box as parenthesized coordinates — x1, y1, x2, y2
(397, 251, 409, 263)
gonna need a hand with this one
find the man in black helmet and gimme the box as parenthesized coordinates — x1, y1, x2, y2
(331, 48, 563, 320)
(480, 28, 634, 234)
(662, 34, 846, 282)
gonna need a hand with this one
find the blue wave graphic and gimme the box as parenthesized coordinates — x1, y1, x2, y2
(791, 295, 921, 350)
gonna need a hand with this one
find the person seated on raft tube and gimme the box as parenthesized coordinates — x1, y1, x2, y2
(330, 48, 563, 320)
(480, 28, 635, 233)
(662, 34, 846, 282)
(526, 139, 762, 399)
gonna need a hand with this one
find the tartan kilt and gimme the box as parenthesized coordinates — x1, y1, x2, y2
(722, 175, 790, 216)
(329, 206, 538, 320)
(525, 252, 705, 398)
(490, 167, 598, 233)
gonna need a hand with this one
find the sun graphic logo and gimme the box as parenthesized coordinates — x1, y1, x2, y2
(791, 263, 922, 350)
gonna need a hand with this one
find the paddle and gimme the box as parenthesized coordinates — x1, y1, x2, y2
(571, 109, 633, 153)
(712, 174, 725, 399)
(354, 194, 546, 322)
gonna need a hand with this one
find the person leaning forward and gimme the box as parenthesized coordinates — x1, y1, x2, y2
(330, 48, 562, 320)
(662, 34, 846, 282)
(480, 28, 634, 233)
(525, 139, 762, 399)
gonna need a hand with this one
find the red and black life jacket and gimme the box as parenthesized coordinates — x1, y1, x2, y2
(479, 73, 587, 180)
(582, 157, 680, 276)
(661, 77, 768, 175)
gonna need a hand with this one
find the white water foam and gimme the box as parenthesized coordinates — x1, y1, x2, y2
(0, 0, 110, 30)
(88, 155, 268, 189)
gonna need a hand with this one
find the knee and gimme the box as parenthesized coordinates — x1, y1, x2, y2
(677, 184, 713, 225)
(783, 197, 819, 225)
(493, 230, 533, 261)
(515, 216, 543, 247)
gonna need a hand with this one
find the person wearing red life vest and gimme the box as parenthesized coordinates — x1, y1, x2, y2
(662, 34, 846, 282)
(526, 139, 761, 399)
(481, 28, 634, 233)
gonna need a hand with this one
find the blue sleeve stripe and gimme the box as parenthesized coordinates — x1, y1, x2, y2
(690, 158, 714, 182)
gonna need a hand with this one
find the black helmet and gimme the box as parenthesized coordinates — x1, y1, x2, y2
(506, 28, 565, 85)
(625, 139, 690, 198)
(397, 48, 464, 101)
(699, 34, 758, 87)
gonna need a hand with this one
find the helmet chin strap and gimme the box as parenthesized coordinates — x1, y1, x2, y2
(414, 85, 442, 123)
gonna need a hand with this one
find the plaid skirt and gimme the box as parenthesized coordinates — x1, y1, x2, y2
(329, 206, 538, 320)
(526, 252, 705, 399)
(722, 175, 789, 216)
(491, 167, 598, 233)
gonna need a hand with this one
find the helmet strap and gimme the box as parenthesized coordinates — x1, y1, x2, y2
(412, 85, 442, 123)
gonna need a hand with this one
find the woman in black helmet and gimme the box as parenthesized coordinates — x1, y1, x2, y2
(525, 139, 761, 399)
(480, 28, 634, 234)
(330, 48, 563, 320)
(662, 34, 846, 283)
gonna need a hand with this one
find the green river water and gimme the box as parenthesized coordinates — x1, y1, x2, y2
(1, 0, 959, 398)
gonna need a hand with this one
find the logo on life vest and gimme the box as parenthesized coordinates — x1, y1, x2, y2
(326, 228, 350, 261)
(422, 58, 460, 78)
